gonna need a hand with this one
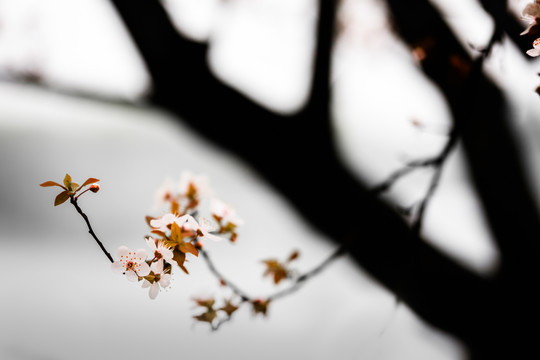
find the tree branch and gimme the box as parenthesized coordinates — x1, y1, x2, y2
(109, 0, 506, 353)
(70, 196, 114, 263)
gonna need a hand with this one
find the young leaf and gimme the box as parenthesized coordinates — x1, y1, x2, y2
(39, 181, 65, 189)
(287, 250, 300, 263)
(81, 177, 100, 188)
(63, 174, 72, 190)
(262, 259, 288, 284)
(251, 299, 270, 316)
(193, 297, 215, 308)
(70, 182, 80, 192)
(145, 216, 156, 227)
(172, 249, 189, 274)
(54, 190, 70, 206)
(171, 200, 180, 215)
(193, 309, 217, 324)
(179, 242, 199, 257)
(170, 222, 183, 244)
(219, 300, 239, 317)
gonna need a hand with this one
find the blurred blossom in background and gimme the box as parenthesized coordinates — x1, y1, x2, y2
(2, 0, 540, 359)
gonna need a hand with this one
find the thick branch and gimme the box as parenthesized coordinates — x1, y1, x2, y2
(109, 0, 500, 352)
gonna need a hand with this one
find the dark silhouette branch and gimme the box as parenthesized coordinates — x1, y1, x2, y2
(106, 0, 540, 358)
(386, 0, 540, 357)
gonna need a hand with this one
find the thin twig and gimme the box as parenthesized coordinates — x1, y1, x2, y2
(199, 248, 251, 301)
(371, 129, 456, 196)
(410, 129, 458, 235)
(70, 196, 114, 263)
(268, 244, 346, 301)
(200, 244, 346, 330)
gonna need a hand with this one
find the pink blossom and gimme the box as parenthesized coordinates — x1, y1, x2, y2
(522, 2, 540, 35)
(210, 198, 243, 226)
(527, 38, 540, 57)
(145, 237, 173, 265)
(150, 213, 195, 233)
(111, 246, 150, 281)
(194, 217, 225, 242)
(142, 261, 171, 299)
(178, 171, 212, 198)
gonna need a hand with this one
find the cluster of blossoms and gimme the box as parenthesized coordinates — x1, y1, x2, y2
(522, 1, 540, 56)
(111, 172, 243, 299)
(42, 172, 312, 330)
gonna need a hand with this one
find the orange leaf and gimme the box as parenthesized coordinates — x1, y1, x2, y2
(172, 250, 189, 274)
(81, 177, 100, 188)
(145, 216, 156, 227)
(54, 191, 70, 206)
(171, 200, 180, 215)
(219, 300, 239, 317)
(170, 222, 182, 243)
(193, 297, 215, 308)
(179, 242, 199, 257)
(193, 309, 217, 324)
(63, 174, 72, 190)
(251, 299, 270, 316)
(287, 250, 300, 262)
(151, 230, 167, 238)
(39, 181, 65, 189)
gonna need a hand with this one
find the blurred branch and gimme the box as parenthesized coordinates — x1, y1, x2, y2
(109, 0, 504, 353)
(371, 129, 457, 196)
(386, 0, 540, 357)
(476, 0, 533, 57)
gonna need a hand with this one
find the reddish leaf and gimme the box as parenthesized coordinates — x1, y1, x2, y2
(219, 300, 239, 317)
(193, 309, 217, 324)
(70, 182, 80, 192)
(63, 174, 72, 190)
(193, 297, 215, 308)
(172, 249, 189, 274)
(54, 191, 70, 206)
(179, 242, 199, 257)
(170, 222, 182, 243)
(145, 216, 156, 227)
(251, 299, 270, 316)
(170, 200, 180, 215)
(39, 181, 65, 189)
(150, 230, 167, 239)
(287, 250, 300, 262)
(81, 177, 100, 188)
(262, 259, 288, 284)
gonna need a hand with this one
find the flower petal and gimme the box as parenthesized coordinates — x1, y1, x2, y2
(149, 283, 160, 299)
(159, 274, 171, 288)
(125, 270, 138, 282)
(204, 233, 225, 242)
(142, 279, 151, 288)
(117, 246, 130, 258)
(527, 48, 540, 57)
(151, 260, 164, 274)
(135, 248, 147, 261)
(138, 261, 151, 277)
(160, 247, 174, 261)
(145, 237, 157, 251)
(111, 261, 125, 274)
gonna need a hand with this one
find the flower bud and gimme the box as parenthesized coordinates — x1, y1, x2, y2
(89, 184, 100, 193)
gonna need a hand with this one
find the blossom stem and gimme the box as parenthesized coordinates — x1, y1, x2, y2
(70, 196, 114, 263)
(199, 248, 251, 301)
(75, 188, 91, 200)
(268, 244, 346, 301)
